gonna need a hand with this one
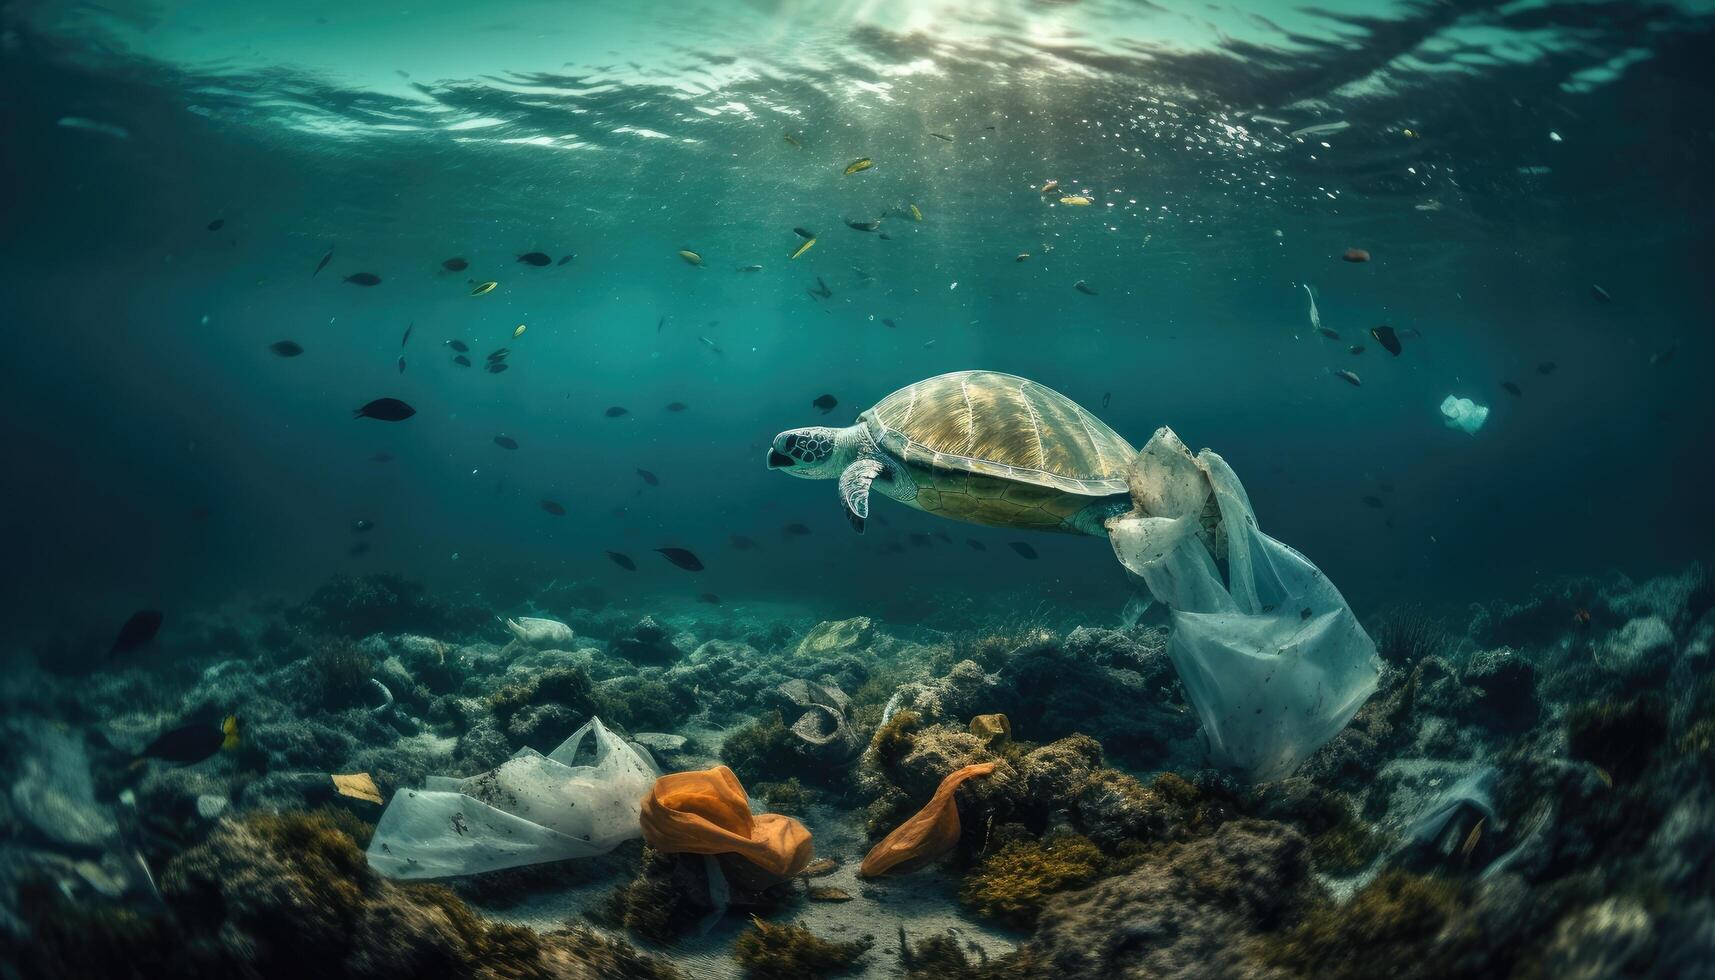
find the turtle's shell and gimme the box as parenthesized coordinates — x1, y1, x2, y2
(860, 371, 1136, 530)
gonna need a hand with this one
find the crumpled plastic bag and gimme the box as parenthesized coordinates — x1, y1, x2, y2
(860, 762, 996, 877)
(366, 716, 655, 879)
(1107, 428, 1380, 783)
(639, 765, 813, 879)
(1439, 395, 1489, 435)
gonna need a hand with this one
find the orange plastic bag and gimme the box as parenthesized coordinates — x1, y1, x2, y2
(638, 765, 813, 879)
(859, 762, 996, 877)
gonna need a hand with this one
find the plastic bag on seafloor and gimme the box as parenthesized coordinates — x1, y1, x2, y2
(366, 716, 656, 879)
(1107, 427, 1381, 783)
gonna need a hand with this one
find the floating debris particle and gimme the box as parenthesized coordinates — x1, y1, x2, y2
(844, 158, 873, 175)
(1342, 248, 1371, 263)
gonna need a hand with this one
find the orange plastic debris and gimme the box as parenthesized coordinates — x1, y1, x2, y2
(332, 772, 383, 805)
(638, 765, 813, 878)
(859, 762, 996, 877)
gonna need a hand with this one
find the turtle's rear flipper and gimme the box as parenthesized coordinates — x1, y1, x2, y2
(839, 459, 885, 534)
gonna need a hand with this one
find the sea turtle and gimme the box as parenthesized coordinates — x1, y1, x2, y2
(768, 370, 1180, 536)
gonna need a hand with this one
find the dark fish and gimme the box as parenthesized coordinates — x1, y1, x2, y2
(737, 264, 764, 273)
(370, 452, 395, 463)
(269, 340, 304, 357)
(784, 523, 812, 537)
(445, 339, 469, 352)
(934, 531, 953, 544)
(908, 533, 931, 548)
(637, 468, 659, 486)
(698, 592, 722, 605)
(879, 232, 893, 241)
(1342, 248, 1370, 263)
(1334, 370, 1362, 387)
(605, 406, 629, 418)
(442, 257, 468, 271)
(1101, 391, 1112, 409)
(808, 277, 833, 299)
(1591, 284, 1612, 303)
(656, 547, 705, 571)
(1348, 345, 1366, 355)
(1370, 325, 1402, 356)
(397, 356, 406, 374)
(206, 218, 225, 231)
(929, 132, 954, 142)
(606, 550, 637, 571)
(488, 348, 510, 361)
(314, 250, 333, 277)
(353, 519, 374, 532)
(400, 322, 413, 347)
(882, 318, 897, 328)
(139, 717, 237, 765)
(518, 252, 551, 266)
(558, 254, 575, 266)
(453, 355, 471, 367)
(111, 611, 164, 655)
(967, 539, 987, 551)
(348, 542, 370, 557)
(812, 394, 838, 414)
(845, 218, 880, 232)
(540, 500, 567, 516)
(486, 361, 509, 374)
(494, 435, 519, 450)
(1009, 541, 1039, 559)
(794, 227, 817, 240)
(657, 316, 665, 333)
(1502, 382, 1523, 397)
(1074, 280, 1097, 295)
(1537, 361, 1558, 375)
(345, 272, 381, 286)
(729, 535, 758, 550)
(665, 402, 688, 412)
(1362, 496, 1384, 509)
(1318, 327, 1341, 341)
(354, 398, 415, 421)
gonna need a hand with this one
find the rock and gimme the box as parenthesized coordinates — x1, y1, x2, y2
(1461, 648, 1540, 728)
(1595, 616, 1674, 678)
(1536, 896, 1656, 978)
(886, 659, 1008, 726)
(1062, 626, 1172, 681)
(1071, 769, 1166, 850)
(1017, 735, 1104, 817)
(7, 728, 114, 849)
(632, 732, 687, 754)
(453, 718, 512, 773)
(612, 616, 683, 665)
(196, 794, 231, 821)
(796, 617, 874, 658)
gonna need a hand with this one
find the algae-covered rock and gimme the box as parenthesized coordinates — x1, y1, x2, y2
(613, 616, 684, 665)
(797, 617, 874, 658)
(732, 918, 872, 979)
(960, 831, 1105, 928)
(1595, 616, 1674, 679)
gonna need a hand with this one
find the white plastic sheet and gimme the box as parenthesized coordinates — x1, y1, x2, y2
(1440, 395, 1489, 434)
(1108, 428, 1381, 783)
(366, 716, 656, 879)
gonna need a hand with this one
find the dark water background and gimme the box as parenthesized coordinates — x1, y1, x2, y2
(1, 0, 1711, 646)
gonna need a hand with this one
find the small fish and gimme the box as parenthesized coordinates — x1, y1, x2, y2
(518, 252, 551, 267)
(793, 227, 817, 240)
(1370, 325, 1403, 356)
(1040, 179, 1060, 194)
(352, 519, 375, 532)
(844, 158, 873, 175)
(790, 238, 817, 260)
(558, 254, 575, 266)
(928, 132, 954, 142)
(314, 250, 333, 277)
(637, 468, 660, 486)
(605, 406, 629, 418)
(922, 339, 937, 348)
(812, 394, 838, 414)
(967, 539, 987, 551)
(136, 716, 238, 766)
(784, 523, 812, 537)
(345, 272, 381, 286)
(111, 611, 164, 655)
(1318, 327, 1341, 341)
(206, 218, 225, 231)
(1502, 382, 1523, 397)
(697, 592, 722, 605)
(488, 348, 510, 361)
(1009, 541, 1039, 559)
(1591, 284, 1612, 303)
(513, 324, 526, 339)
(1348, 345, 1366, 355)
(656, 547, 705, 571)
(606, 550, 637, 571)
(678, 249, 703, 266)
(783, 132, 802, 149)
(540, 500, 567, 516)
(269, 341, 304, 357)
(809, 277, 833, 299)
(1342, 248, 1371, 263)
(486, 361, 509, 374)
(443, 257, 468, 271)
(1074, 280, 1097, 295)
(1362, 496, 1384, 509)
(400, 322, 413, 347)
(1537, 361, 1558, 375)
(1060, 196, 1092, 206)
(1016, 252, 1030, 262)
(1101, 391, 1111, 409)
(494, 435, 519, 450)
(354, 398, 416, 421)
(471, 281, 498, 296)
(738, 264, 764, 272)
(1334, 370, 1362, 387)
(846, 218, 880, 232)
(698, 336, 723, 355)
(396, 356, 406, 374)
(729, 535, 758, 550)
(453, 355, 471, 367)
(1303, 284, 1321, 332)
(445, 339, 469, 352)
(882, 318, 896, 329)
(878, 232, 893, 241)
(665, 401, 688, 412)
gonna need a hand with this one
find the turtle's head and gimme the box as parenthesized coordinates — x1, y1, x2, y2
(768, 426, 845, 479)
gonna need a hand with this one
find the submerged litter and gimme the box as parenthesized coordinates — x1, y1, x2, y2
(1440, 395, 1490, 434)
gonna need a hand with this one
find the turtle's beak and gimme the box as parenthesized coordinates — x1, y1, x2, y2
(768, 449, 794, 469)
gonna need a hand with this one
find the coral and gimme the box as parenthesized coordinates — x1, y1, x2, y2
(731, 918, 873, 979)
(1566, 693, 1669, 783)
(1252, 871, 1486, 980)
(959, 832, 1105, 928)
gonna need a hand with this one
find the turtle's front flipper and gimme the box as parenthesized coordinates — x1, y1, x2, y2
(838, 459, 885, 533)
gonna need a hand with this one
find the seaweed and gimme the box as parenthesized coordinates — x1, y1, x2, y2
(732, 918, 872, 979)
(1251, 871, 1486, 980)
(870, 709, 923, 764)
(959, 831, 1105, 928)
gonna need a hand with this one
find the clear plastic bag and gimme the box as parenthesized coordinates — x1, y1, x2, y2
(366, 716, 656, 879)
(1108, 428, 1380, 783)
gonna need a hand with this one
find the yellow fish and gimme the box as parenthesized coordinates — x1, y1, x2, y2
(513, 324, 526, 338)
(679, 249, 703, 266)
(844, 158, 873, 175)
(221, 715, 240, 751)
(470, 281, 498, 296)
(909, 204, 923, 222)
(790, 238, 817, 260)
(1060, 195, 1092, 206)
